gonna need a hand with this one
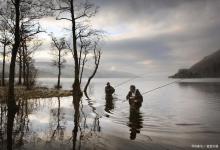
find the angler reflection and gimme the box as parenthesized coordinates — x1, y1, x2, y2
(126, 85, 143, 140)
(105, 95, 115, 115)
(128, 104, 143, 140)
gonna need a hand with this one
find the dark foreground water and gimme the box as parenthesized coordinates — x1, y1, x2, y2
(1, 77, 220, 149)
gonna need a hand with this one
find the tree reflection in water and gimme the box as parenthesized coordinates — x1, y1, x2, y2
(72, 95, 81, 150)
(15, 98, 30, 147)
(49, 97, 66, 143)
(0, 95, 103, 150)
(0, 101, 7, 149)
(0, 96, 41, 149)
(71, 95, 101, 150)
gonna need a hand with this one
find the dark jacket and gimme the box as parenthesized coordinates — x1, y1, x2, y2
(126, 89, 143, 102)
(105, 85, 115, 95)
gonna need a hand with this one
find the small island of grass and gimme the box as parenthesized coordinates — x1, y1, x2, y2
(0, 86, 72, 102)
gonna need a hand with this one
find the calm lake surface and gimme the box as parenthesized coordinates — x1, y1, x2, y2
(1, 77, 220, 149)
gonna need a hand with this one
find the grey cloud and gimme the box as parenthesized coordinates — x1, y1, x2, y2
(93, 0, 220, 24)
(89, 0, 220, 73)
(29, 0, 220, 75)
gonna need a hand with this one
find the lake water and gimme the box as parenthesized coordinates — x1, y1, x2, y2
(1, 77, 220, 149)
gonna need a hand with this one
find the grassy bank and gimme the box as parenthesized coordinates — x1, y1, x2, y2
(0, 86, 72, 101)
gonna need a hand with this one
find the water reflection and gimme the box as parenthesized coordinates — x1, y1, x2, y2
(0, 95, 102, 149)
(71, 95, 101, 150)
(178, 82, 220, 95)
(128, 101, 143, 140)
(0, 89, 160, 149)
(71, 97, 78, 149)
(15, 98, 30, 147)
(2, 97, 32, 149)
(86, 98, 101, 132)
(49, 97, 66, 142)
(104, 95, 115, 116)
(0, 103, 6, 149)
(7, 102, 17, 150)
(1, 79, 219, 149)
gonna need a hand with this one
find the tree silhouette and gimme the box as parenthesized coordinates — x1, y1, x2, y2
(50, 35, 68, 89)
(49, 0, 99, 97)
(0, 20, 11, 86)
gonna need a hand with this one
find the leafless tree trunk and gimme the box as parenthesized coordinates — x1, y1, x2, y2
(79, 51, 87, 84)
(7, 0, 21, 149)
(50, 36, 68, 89)
(58, 53, 61, 89)
(26, 62, 30, 90)
(50, 0, 98, 97)
(23, 41, 40, 90)
(2, 44, 7, 86)
(70, 0, 81, 96)
(22, 44, 26, 85)
(0, 21, 11, 86)
(84, 44, 101, 99)
(18, 48, 22, 85)
(0, 0, 48, 149)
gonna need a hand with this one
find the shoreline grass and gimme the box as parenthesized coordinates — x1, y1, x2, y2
(0, 86, 72, 101)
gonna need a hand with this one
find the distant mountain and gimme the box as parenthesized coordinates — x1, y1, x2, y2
(0, 61, 136, 78)
(170, 49, 220, 78)
(35, 62, 136, 78)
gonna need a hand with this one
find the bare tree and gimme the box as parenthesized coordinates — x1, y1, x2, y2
(19, 19, 43, 86)
(75, 25, 103, 98)
(79, 47, 88, 84)
(49, 0, 98, 97)
(0, 1, 22, 149)
(0, 0, 48, 149)
(24, 40, 41, 90)
(50, 35, 68, 89)
(0, 20, 11, 86)
(17, 47, 22, 85)
(84, 42, 101, 99)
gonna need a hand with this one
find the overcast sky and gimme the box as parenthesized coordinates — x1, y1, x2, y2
(34, 0, 220, 76)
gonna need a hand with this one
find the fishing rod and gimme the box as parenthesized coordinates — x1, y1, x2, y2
(120, 79, 183, 102)
(114, 73, 145, 88)
(141, 79, 183, 95)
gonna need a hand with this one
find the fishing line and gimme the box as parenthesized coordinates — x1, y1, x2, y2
(114, 73, 145, 88)
(106, 72, 183, 100)
(119, 79, 183, 102)
(141, 79, 183, 95)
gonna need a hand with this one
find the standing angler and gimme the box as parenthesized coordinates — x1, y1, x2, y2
(126, 85, 143, 107)
(105, 82, 115, 96)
